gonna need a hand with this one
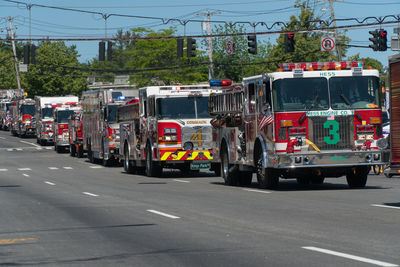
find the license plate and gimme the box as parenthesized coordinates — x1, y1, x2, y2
(190, 162, 210, 170)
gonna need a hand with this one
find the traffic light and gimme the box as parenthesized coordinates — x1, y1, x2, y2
(187, 38, 196, 57)
(379, 29, 387, 51)
(99, 41, 105, 61)
(23, 44, 30, 64)
(107, 41, 113, 61)
(284, 33, 295, 53)
(30, 44, 36, 64)
(247, 35, 257, 55)
(177, 38, 184, 57)
(369, 30, 379, 51)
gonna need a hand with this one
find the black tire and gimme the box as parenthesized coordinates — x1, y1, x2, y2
(70, 144, 76, 157)
(346, 166, 369, 188)
(238, 171, 253, 187)
(88, 145, 95, 163)
(56, 145, 62, 153)
(146, 145, 162, 177)
(256, 149, 278, 189)
(310, 176, 325, 184)
(220, 146, 238, 186)
(77, 144, 84, 158)
(296, 176, 310, 185)
(123, 146, 135, 174)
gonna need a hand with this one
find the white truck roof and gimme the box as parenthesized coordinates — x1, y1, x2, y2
(36, 96, 79, 108)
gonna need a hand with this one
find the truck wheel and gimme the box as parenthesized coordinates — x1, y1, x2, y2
(88, 145, 95, 163)
(238, 171, 252, 187)
(77, 145, 84, 158)
(220, 147, 238, 186)
(256, 150, 278, 189)
(56, 145, 62, 153)
(123, 147, 135, 174)
(70, 144, 76, 157)
(146, 146, 162, 177)
(346, 166, 369, 188)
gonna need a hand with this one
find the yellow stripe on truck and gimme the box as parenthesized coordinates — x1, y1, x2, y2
(161, 152, 172, 161)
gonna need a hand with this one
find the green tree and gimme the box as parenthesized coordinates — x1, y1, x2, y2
(24, 41, 87, 97)
(0, 43, 18, 89)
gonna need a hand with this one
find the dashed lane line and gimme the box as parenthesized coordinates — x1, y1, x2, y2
(83, 192, 99, 197)
(0, 137, 5, 139)
(302, 246, 398, 267)
(89, 166, 104, 169)
(173, 179, 190, 183)
(44, 181, 55, 186)
(0, 169, 7, 171)
(242, 188, 272, 194)
(20, 140, 41, 148)
(147, 209, 180, 219)
(22, 173, 30, 177)
(48, 167, 59, 170)
(63, 167, 73, 170)
(17, 168, 31, 171)
(371, 204, 400, 210)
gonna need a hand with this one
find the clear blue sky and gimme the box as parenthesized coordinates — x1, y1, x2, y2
(1, 0, 399, 68)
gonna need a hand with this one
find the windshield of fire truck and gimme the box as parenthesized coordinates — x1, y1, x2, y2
(20, 105, 35, 115)
(273, 77, 329, 112)
(56, 110, 74, 123)
(107, 105, 118, 122)
(156, 96, 210, 119)
(42, 107, 53, 119)
(329, 76, 380, 109)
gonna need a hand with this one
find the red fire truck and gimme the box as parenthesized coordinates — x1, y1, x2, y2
(209, 61, 389, 189)
(52, 103, 80, 153)
(385, 54, 400, 177)
(68, 109, 84, 158)
(118, 83, 223, 176)
(9, 98, 36, 137)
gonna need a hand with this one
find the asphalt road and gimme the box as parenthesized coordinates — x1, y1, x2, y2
(0, 130, 399, 267)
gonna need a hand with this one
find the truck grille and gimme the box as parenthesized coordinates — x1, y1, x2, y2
(308, 116, 354, 150)
(181, 125, 212, 150)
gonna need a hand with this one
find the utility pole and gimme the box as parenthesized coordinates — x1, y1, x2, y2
(8, 17, 22, 91)
(197, 10, 220, 80)
(317, 0, 342, 61)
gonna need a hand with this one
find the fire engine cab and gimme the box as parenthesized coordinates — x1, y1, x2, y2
(209, 62, 389, 189)
(119, 83, 224, 176)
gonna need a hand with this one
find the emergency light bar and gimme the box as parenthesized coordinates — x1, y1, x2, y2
(280, 61, 364, 71)
(209, 79, 232, 87)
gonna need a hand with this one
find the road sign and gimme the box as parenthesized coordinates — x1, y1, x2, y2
(226, 40, 235, 55)
(321, 37, 336, 52)
(391, 36, 400, 51)
(19, 63, 27, 72)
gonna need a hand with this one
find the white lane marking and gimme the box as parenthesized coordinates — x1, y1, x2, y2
(147, 209, 180, 219)
(45, 181, 55, 186)
(63, 167, 73, 170)
(48, 167, 59, 170)
(0, 169, 7, 171)
(20, 140, 41, 148)
(18, 168, 31, 171)
(173, 179, 190, 183)
(16, 148, 22, 151)
(371, 204, 400, 210)
(45, 147, 52, 150)
(89, 166, 103, 169)
(36, 148, 43, 150)
(83, 192, 98, 197)
(7, 149, 13, 151)
(22, 173, 30, 177)
(0, 137, 5, 139)
(302, 247, 398, 267)
(242, 188, 272, 194)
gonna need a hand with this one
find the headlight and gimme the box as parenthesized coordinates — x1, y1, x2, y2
(377, 138, 388, 150)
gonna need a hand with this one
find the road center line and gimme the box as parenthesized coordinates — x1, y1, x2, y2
(20, 140, 41, 148)
(45, 181, 55, 186)
(173, 179, 190, 183)
(147, 209, 180, 219)
(83, 192, 98, 197)
(242, 188, 271, 194)
(302, 246, 398, 267)
(371, 204, 400, 210)
(22, 173, 30, 177)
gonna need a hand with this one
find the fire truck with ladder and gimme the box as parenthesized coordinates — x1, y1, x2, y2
(81, 87, 137, 166)
(209, 61, 389, 189)
(118, 82, 227, 176)
(52, 102, 80, 153)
